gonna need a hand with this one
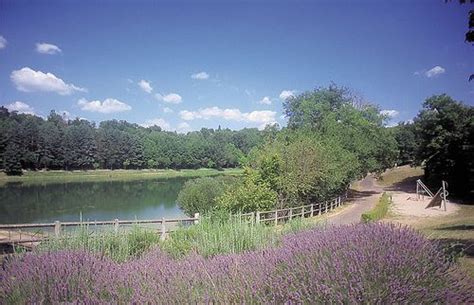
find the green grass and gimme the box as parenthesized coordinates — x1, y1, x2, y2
(377, 165, 423, 186)
(361, 192, 391, 223)
(0, 168, 243, 186)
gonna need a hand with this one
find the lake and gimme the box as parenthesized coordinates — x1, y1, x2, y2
(0, 178, 188, 224)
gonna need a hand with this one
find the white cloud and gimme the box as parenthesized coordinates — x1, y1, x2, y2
(141, 118, 171, 130)
(156, 93, 182, 104)
(179, 106, 277, 129)
(258, 96, 272, 105)
(5, 101, 35, 115)
(11, 67, 86, 95)
(78, 98, 131, 114)
(163, 107, 173, 113)
(177, 122, 191, 132)
(425, 66, 445, 78)
(0, 36, 7, 49)
(380, 109, 399, 118)
(36, 42, 62, 55)
(191, 71, 209, 80)
(138, 80, 153, 93)
(279, 90, 295, 100)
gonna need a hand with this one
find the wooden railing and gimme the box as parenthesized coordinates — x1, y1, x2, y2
(237, 192, 348, 225)
(0, 213, 200, 245)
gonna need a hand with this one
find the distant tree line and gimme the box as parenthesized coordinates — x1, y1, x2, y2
(0, 107, 267, 175)
(392, 94, 473, 197)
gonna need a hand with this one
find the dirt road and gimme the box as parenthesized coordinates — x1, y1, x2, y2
(326, 175, 382, 225)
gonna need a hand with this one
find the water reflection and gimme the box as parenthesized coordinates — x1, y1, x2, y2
(0, 178, 186, 224)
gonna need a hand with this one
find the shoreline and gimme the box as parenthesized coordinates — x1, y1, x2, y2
(0, 168, 244, 186)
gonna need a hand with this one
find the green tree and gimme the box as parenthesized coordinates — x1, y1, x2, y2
(414, 94, 473, 196)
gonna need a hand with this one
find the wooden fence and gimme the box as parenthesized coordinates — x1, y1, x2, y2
(0, 213, 200, 246)
(1, 191, 350, 248)
(238, 192, 348, 225)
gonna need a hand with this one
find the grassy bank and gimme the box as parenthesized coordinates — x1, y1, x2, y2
(361, 192, 391, 223)
(0, 168, 243, 186)
(377, 165, 423, 186)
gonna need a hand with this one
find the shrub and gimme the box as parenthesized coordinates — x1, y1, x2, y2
(217, 168, 277, 213)
(177, 175, 238, 216)
(361, 192, 391, 223)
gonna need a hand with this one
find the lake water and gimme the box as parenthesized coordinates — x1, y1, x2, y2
(0, 178, 188, 224)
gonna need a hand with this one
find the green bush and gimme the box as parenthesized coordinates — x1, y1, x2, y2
(177, 175, 238, 216)
(361, 192, 391, 223)
(217, 168, 277, 213)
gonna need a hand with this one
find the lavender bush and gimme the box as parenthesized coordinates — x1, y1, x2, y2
(1, 223, 472, 304)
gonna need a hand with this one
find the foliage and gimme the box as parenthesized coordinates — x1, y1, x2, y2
(413, 95, 473, 196)
(0, 108, 264, 171)
(2, 224, 472, 303)
(283, 85, 398, 175)
(361, 192, 391, 223)
(176, 176, 239, 216)
(217, 167, 278, 213)
(35, 225, 161, 262)
(391, 121, 418, 165)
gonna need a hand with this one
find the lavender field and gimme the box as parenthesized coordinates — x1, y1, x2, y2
(1, 223, 472, 304)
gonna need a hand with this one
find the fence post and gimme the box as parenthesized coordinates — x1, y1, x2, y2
(114, 219, 119, 233)
(289, 208, 293, 220)
(256, 211, 260, 224)
(318, 203, 322, 215)
(194, 213, 200, 225)
(54, 221, 61, 237)
(310, 204, 314, 217)
(325, 201, 328, 213)
(301, 206, 304, 218)
(160, 218, 166, 241)
(274, 211, 278, 226)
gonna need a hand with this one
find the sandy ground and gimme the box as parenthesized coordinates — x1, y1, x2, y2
(388, 191, 459, 225)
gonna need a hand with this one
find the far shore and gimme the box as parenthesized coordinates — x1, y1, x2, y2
(0, 168, 244, 186)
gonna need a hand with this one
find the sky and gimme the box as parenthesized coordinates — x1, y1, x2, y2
(0, 0, 472, 132)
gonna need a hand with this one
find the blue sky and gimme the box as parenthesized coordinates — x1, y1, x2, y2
(0, 0, 472, 131)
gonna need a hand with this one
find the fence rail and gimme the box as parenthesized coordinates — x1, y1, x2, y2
(238, 192, 348, 225)
(0, 213, 200, 245)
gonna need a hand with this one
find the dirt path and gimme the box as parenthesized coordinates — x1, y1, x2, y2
(326, 175, 382, 225)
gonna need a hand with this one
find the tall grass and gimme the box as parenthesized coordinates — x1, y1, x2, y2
(162, 214, 306, 258)
(35, 225, 160, 262)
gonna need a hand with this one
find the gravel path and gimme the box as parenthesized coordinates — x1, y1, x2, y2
(326, 175, 382, 226)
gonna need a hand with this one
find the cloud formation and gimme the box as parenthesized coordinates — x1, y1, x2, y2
(78, 98, 131, 113)
(156, 93, 182, 104)
(191, 72, 209, 80)
(138, 80, 153, 93)
(5, 101, 35, 115)
(36, 43, 62, 55)
(141, 118, 171, 129)
(11, 67, 86, 95)
(425, 66, 445, 78)
(179, 106, 276, 129)
(258, 96, 272, 105)
(279, 90, 295, 100)
(163, 107, 173, 113)
(0, 36, 6, 49)
(380, 109, 399, 118)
